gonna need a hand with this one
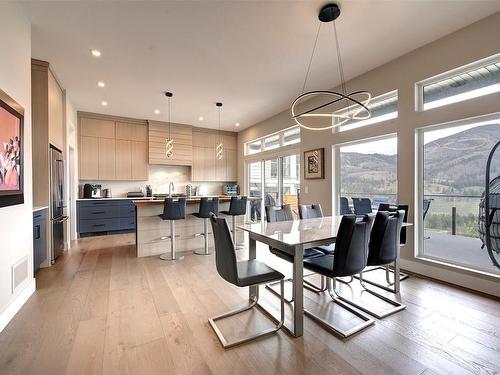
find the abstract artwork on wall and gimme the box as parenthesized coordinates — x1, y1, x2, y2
(304, 148, 324, 179)
(0, 89, 24, 208)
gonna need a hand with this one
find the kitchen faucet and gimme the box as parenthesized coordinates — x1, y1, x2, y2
(169, 182, 175, 197)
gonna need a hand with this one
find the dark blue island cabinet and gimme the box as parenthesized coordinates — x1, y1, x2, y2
(77, 199, 136, 237)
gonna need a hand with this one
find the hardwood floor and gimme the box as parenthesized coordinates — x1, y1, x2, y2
(0, 233, 499, 375)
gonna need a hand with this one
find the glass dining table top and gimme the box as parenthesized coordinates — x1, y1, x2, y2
(239, 215, 412, 246)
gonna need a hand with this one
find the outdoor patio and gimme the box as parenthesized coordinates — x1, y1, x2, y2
(424, 231, 500, 274)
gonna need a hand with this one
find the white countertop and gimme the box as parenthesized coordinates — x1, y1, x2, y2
(33, 206, 49, 212)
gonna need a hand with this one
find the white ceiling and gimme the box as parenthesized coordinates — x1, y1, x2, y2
(22, 0, 500, 131)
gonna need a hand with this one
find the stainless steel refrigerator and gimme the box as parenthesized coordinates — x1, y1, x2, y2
(50, 146, 67, 263)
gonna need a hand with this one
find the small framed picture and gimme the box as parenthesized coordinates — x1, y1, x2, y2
(304, 148, 324, 179)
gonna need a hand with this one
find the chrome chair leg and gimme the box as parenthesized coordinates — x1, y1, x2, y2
(331, 272, 406, 319)
(266, 278, 294, 303)
(194, 218, 211, 255)
(266, 274, 327, 304)
(354, 264, 408, 293)
(208, 281, 285, 349)
(160, 220, 184, 261)
(304, 278, 374, 339)
(303, 274, 328, 293)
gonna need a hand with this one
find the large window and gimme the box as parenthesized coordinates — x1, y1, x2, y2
(418, 115, 500, 276)
(245, 126, 300, 156)
(337, 136, 398, 212)
(333, 90, 398, 132)
(416, 54, 500, 111)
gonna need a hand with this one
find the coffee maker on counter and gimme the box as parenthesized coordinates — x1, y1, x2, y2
(83, 184, 102, 198)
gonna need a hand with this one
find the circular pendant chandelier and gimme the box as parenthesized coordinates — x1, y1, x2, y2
(291, 3, 372, 131)
(164, 91, 174, 158)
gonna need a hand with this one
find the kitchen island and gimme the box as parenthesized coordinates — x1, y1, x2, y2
(133, 196, 247, 257)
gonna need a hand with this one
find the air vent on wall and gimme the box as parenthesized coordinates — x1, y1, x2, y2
(12, 257, 28, 293)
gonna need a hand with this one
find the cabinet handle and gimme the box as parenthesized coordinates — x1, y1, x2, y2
(93, 224, 106, 227)
(92, 211, 106, 214)
(34, 225, 41, 240)
(34, 214, 42, 219)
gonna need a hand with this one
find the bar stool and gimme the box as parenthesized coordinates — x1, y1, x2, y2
(220, 196, 247, 247)
(158, 197, 187, 261)
(193, 197, 219, 256)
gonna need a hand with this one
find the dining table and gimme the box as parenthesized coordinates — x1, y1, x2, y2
(238, 215, 412, 338)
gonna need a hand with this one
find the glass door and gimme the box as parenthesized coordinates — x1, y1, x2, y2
(281, 154, 301, 215)
(248, 161, 263, 222)
(247, 153, 300, 222)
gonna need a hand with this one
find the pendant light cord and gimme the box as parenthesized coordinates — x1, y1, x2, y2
(168, 96, 171, 139)
(301, 22, 322, 94)
(218, 105, 222, 143)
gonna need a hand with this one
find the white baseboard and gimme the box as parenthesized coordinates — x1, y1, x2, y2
(400, 258, 500, 298)
(0, 278, 36, 333)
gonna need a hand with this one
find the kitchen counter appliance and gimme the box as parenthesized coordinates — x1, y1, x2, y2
(83, 184, 102, 199)
(223, 184, 239, 196)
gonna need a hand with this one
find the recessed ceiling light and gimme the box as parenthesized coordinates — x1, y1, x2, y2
(91, 49, 101, 57)
(154, 109, 160, 115)
(101, 101, 108, 106)
(97, 81, 105, 87)
(235, 122, 240, 127)
(198, 116, 204, 121)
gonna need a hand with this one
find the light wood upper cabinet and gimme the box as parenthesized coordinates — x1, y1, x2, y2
(148, 121, 193, 166)
(98, 138, 116, 180)
(79, 114, 148, 181)
(226, 149, 237, 181)
(115, 139, 132, 180)
(48, 70, 64, 150)
(80, 117, 115, 138)
(116, 122, 147, 141)
(191, 130, 237, 182)
(131, 141, 148, 180)
(79, 136, 99, 180)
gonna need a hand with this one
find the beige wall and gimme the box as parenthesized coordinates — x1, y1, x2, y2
(0, 3, 34, 331)
(237, 12, 500, 296)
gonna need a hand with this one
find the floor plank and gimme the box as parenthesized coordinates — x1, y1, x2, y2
(0, 233, 499, 375)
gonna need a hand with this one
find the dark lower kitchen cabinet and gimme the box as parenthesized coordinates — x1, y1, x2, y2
(77, 199, 136, 237)
(33, 208, 48, 275)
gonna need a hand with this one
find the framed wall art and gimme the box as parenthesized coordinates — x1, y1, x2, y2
(0, 88, 24, 208)
(304, 148, 324, 179)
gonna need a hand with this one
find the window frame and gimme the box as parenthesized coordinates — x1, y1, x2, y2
(415, 52, 500, 112)
(244, 125, 300, 156)
(331, 90, 399, 133)
(414, 111, 500, 278)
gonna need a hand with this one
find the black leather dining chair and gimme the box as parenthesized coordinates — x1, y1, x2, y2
(303, 214, 375, 338)
(192, 197, 219, 256)
(339, 197, 353, 215)
(208, 214, 285, 349)
(158, 197, 187, 261)
(265, 205, 326, 303)
(357, 203, 410, 287)
(352, 198, 372, 215)
(298, 203, 335, 255)
(341, 211, 407, 319)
